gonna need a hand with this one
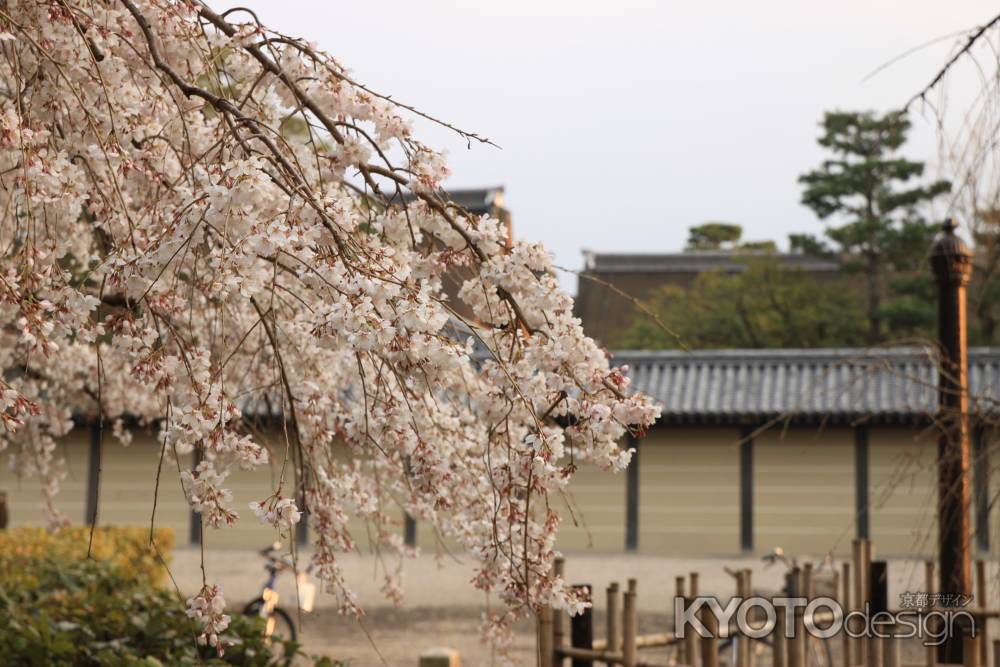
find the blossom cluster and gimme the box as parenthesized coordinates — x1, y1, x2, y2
(249, 496, 302, 533)
(0, 1, 659, 661)
(186, 584, 231, 655)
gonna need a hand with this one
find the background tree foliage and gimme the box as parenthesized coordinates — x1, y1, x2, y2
(796, 110, 951, 344)
(622, 255, 865, 349)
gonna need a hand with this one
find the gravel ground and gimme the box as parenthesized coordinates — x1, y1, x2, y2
(168, 549, 987, 667)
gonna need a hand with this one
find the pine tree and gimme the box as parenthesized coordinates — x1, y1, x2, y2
(798, 111, 950, 343)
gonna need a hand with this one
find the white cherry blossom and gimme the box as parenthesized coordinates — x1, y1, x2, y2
(0, 1, 660, 660)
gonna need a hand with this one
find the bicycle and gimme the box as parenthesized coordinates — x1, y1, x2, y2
(242, 541, 316, 646)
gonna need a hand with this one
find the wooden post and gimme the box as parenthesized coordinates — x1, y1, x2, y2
(539, 605, 554, 667)
(862, 541, 873, 667)
(570, 585, 594, 667)
(736, 570, 751, 667)
(744, 569, 755, 667)
(699, 601, 719, 667)
(800, 564, 812, 667)
(623, 579, 638, 667)
(774, 606, 787, 667)
(965, 633, 981, 667)
(978, 560, 988, 667)
(992, 640, 1000, 667)
(688, 572, 700, 667)
(931, 218, 974, 665)
(926, 561, 936, 667)
(675, 576, 687, 665)
(865, 636, 881, 667)
(787, 608, 803, 667)
(884, 626, 901, 667)
(883, 637, 903, 667)
(607, 583, 621, 656)
(842, 562, 851, 667)
(852, 540, 864, 667)
(554, 558, 567, 665)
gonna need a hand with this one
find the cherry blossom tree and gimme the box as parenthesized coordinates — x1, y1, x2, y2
(0, 0, 659, 656)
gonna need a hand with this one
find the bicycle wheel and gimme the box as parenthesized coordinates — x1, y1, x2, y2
(243, 597, 298, 643)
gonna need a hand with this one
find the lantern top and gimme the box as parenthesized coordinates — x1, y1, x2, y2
(930, 218, 973, 285)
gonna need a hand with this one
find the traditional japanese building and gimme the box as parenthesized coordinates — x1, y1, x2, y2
(574, 250, 840, 347)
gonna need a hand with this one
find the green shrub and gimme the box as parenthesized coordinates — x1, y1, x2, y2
(0, 526, 337, 666)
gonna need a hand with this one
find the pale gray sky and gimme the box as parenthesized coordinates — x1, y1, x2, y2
(217, 1, 996, 292)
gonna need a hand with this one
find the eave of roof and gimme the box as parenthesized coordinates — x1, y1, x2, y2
(612, 347, 1000, 424)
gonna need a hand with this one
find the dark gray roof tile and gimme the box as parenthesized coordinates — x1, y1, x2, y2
(613, 347, 1000, 422)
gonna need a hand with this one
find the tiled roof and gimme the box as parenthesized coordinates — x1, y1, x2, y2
(582, 251, 840, 273)
(613, 347, 1000, 423)
(403, 187, 505, 215)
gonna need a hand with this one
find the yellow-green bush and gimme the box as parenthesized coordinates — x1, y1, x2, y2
(0, 526, 174, 589)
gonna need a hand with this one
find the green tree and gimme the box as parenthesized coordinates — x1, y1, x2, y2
(686, 222, 777, 252)
(622, 258, 866, 349)
(798, 110, 950, 343)
(686, 222, 743, 250)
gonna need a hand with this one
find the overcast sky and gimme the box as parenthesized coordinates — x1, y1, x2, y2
(216, 1, 997, 293)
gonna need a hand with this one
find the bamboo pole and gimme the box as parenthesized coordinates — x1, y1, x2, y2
(744, 569, 755, 667)
(699, 601, 719, 667)
(978, 560, 988, 667)
(623, 579, 638, 667)
(884, 630, 901, 667)
(787, 608, 803, 667)
(865, 631, 881, 667)
(557, 647, 623, 663)
(852, 540, 864, 667)
(596, 633, 675, 650)
(555, 558, 567, 666)
(736, 570, 750, 667)
(608, 582, 621, 657)
(539, 604, 554, 667)
(802, 563, 813, 667)
(966, 632, 981, 667)
(774, 605, 787, 667)
(676, 576, 687, 665)
(842, 562, 851, 667)
(687, 573, 700, 667)
(862, 542, 873, 667)
(926, 561, 935, 667)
